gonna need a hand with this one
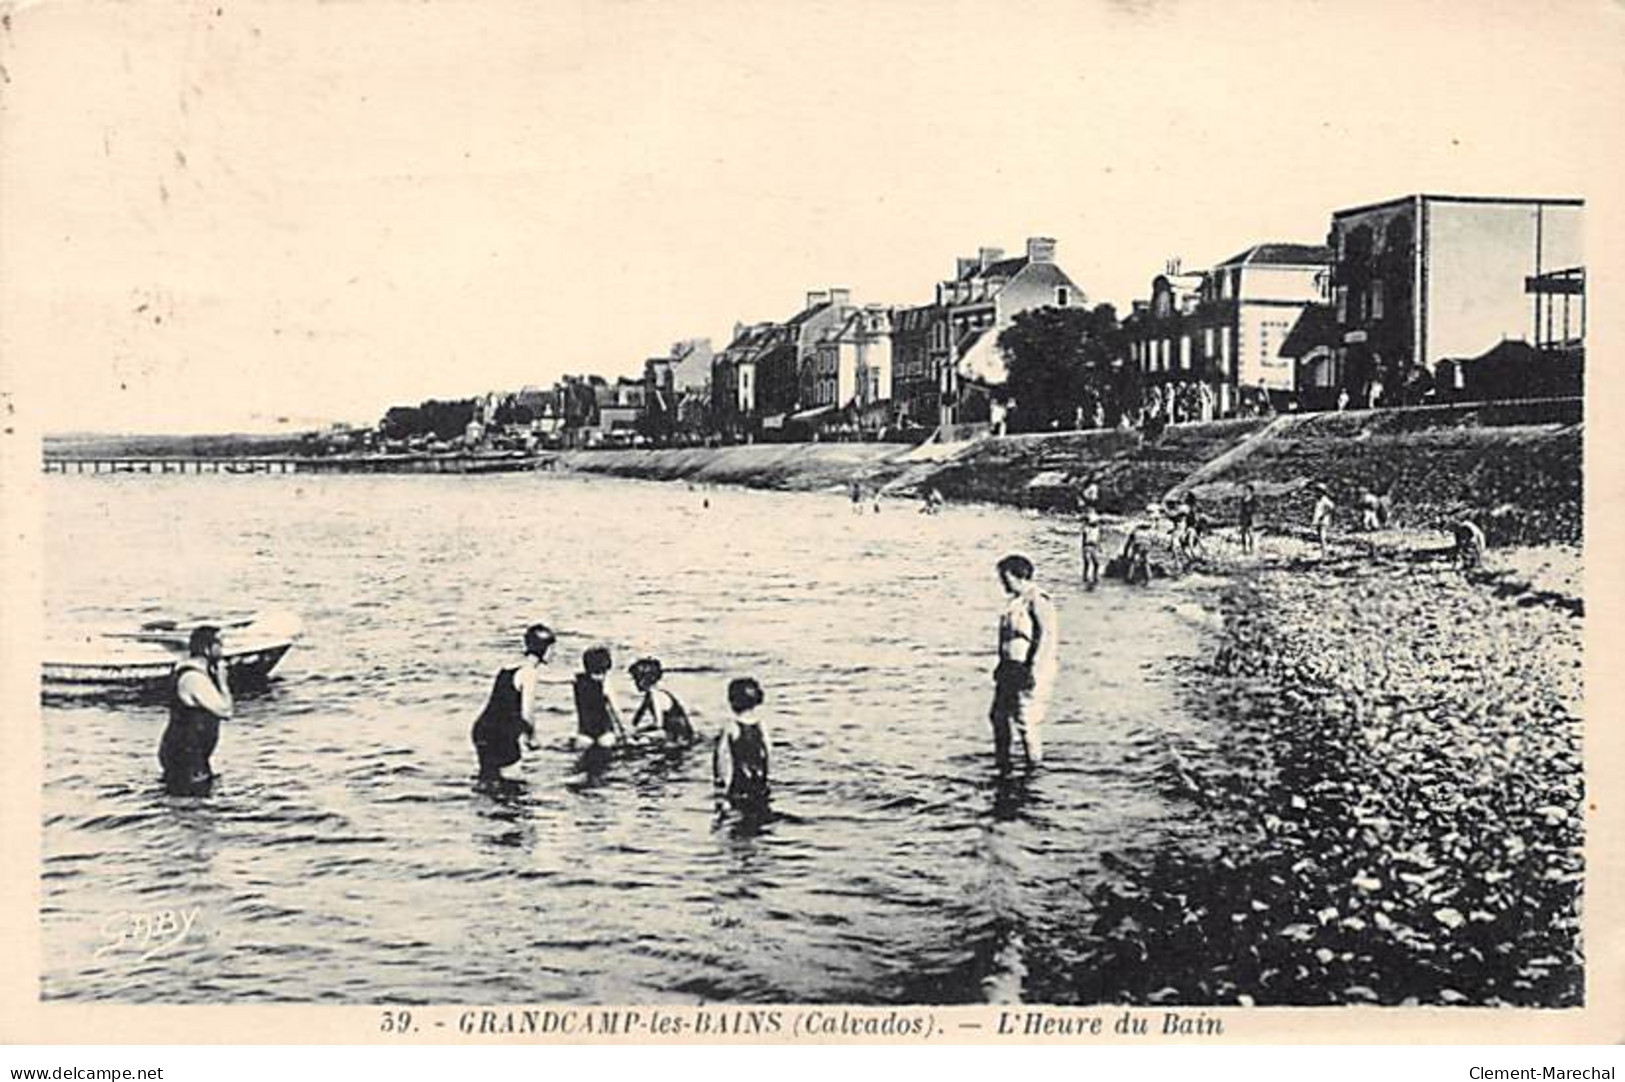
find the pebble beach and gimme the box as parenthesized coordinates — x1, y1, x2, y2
(1027, 530, 1585, 1006)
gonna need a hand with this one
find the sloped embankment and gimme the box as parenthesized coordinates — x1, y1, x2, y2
(913, 401, 1581, 545)
(553, 442, 911, 493)
(915, 418, 1270, 512)
(1183, 407, 1582, 546)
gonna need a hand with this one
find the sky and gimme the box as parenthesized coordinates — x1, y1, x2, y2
(1, 0, 1618, 434)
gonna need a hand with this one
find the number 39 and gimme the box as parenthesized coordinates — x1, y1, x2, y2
(380, 1010, 413, 1034)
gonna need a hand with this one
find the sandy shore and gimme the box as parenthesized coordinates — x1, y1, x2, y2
(1026, 531, 1584, 1006)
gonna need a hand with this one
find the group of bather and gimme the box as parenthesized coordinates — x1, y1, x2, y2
(466, 624, 769, 810)
(156, 478, 1491, 800)
(157, 621, 773, 811)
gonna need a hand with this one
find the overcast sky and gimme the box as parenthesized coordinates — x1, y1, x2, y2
(1, 0, 1617, 433)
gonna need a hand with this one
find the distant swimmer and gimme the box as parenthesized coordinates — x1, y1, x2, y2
(471, 623, 554, 782)
(629, 657, 695, 746)
(572, 646, 628, 749)
(159, 626, 234, 796)
(713, 677, 770, 812)
(990, 554, 1059, 770)
(850, 481, 864, 514)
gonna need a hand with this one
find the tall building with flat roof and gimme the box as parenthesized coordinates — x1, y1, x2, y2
(1327, 194, 1583, 403)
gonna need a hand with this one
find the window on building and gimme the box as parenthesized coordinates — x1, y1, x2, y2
(1335, 286, 1348, 324)
(1180, 335, 1191, 370)
(1372, 280, 1386, 320)
(1056, 287, 1070, 307)
(1220, 326, 1232, 370)
(1203, 327, 1215, 358)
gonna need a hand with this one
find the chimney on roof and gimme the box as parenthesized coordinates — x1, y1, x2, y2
(1166, 257, 1183, 276)
(806, 290, 830, 310)
(955, 257, 977, 279)
(979, 247, 1004, 271)
(1027, 237, 1057, 264)
(829, 287, 851, 309)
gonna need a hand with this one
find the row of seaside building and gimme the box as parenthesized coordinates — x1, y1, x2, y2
(468, 192, 1584, 448)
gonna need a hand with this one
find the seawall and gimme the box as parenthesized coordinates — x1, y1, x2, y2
(558, 398, 1582, 544)
(553, 442, 913, 492)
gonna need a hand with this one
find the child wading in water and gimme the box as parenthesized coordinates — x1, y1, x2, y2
(572, 646, 628, 749)
(628, 657, 695, 746)
(713, 677, 770, 812)
(1080, 509, 1102, 589)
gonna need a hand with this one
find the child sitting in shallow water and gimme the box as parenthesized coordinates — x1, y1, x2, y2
(713, 677, 770, 811)
(628, 657, 695, 746)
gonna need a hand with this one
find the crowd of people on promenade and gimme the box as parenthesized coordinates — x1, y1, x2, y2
(156, 474, 1491, 799)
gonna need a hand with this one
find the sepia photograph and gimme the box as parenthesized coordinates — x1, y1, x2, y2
(0, 0, 1619, 1048)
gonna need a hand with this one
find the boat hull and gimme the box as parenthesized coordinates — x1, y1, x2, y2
(42, 644, 292, 690)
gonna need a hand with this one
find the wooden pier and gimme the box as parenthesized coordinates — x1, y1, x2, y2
(42, 453, 558, 476)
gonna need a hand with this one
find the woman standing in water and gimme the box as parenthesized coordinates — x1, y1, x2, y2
(160, 626, 234, 796)
(990, 554, 1059, 769)
(471, 623, 554, 782)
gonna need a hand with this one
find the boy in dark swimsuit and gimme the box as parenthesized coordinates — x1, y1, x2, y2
(629, 657, 695, 746)
(572, 646, 627, 749)
(160, 626, 234, 796)
(713, 678, 770, 811)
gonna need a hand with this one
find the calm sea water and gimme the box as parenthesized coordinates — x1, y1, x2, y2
(41, 471, 1221, 1004)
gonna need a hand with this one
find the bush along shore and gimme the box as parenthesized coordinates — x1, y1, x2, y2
(1023, 541, 1584, 1006)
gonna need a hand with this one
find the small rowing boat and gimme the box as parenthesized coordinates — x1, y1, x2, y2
(43, 610, 303, 693)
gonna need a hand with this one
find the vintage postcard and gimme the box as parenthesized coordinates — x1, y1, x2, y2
(0, 0, 1620, 1049)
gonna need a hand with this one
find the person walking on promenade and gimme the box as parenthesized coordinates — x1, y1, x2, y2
(160, 626, 235, 796)
(471, 623, 554, 782)
(572, 646, 628, 750)
(628, 657, 695, 746)
(1311, 483, 1336, 559)
(1238, 482, 1258, 554)
(713, 677, 770, 813)
(990, 554, 1059, 770)
(850, 481, 864, 514)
